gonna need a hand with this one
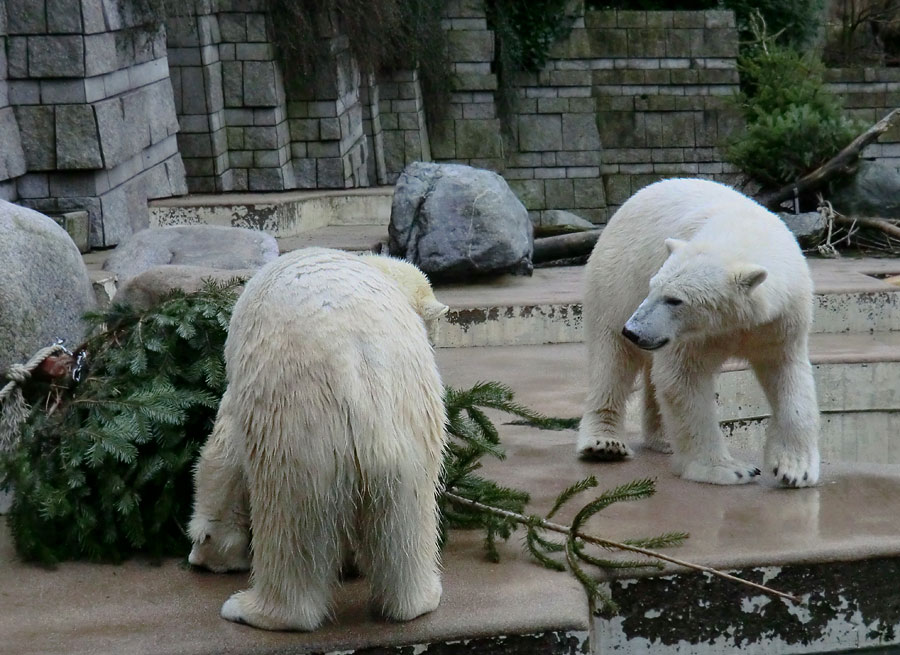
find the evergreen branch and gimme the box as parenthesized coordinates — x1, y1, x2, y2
(547, 475, 598, 520)
(443, 492, 801, 604)
(507, 416, 581, 431)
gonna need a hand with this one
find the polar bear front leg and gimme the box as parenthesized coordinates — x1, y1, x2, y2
(752, 355, 820, 488)
(577, 336, 640, 460)
(653, 352, 760, 485)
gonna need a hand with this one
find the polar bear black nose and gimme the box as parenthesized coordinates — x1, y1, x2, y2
(622, 326, 640, 344)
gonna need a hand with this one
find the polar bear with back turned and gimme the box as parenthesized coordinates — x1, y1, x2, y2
(578, 178, 819, 487)
(190, 248, 447, 631)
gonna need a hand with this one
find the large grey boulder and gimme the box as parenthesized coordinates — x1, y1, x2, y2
(0, 201, 96, 375)
(830, 160, 900, 218)
(116, 265, 255, 310)
(103, 225, 279, 283)
(388, 162, 533, 280)
(777, 211, 826, 249)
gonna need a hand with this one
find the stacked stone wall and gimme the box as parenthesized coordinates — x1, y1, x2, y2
(430, 1, 504, 174)
(825, 68, 900, 166)
(430, 3, 742, 223)
(1, 0, 187, 246)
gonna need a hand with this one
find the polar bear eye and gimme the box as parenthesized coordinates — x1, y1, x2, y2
(663, 296, 683, 307)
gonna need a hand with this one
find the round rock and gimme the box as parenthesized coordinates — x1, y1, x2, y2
(830, 160, 900, 219)
(0, 200, 96, 375)
(102, 225, 279, 283)
(388, 162, 533, 280)
(116, 265, 255, 310)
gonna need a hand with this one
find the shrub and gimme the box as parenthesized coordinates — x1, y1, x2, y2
(726, 45, 860, 189)
(0, 281, 239, 564)
(586, 0, 825, 49)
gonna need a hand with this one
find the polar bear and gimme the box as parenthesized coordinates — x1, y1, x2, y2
(188, 248, 447, 631)
(357, 253, 449, 337)
(577, 178, 819, 488)
(187, 252, 448, 574)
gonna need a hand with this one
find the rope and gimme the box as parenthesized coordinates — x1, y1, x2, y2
(0, 343, 71, 453)
(0, 343, 69, 403)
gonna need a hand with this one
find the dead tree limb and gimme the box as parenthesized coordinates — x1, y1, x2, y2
(444, 492, 801, 604)
(759, 108, 900, 211)
(835, 214, 900, 241)
(533, 229, 601, 263)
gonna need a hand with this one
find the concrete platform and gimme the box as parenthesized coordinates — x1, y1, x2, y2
(4, 344, 900, 654)
(431, 259, 900, 347)
(149, 188, 392, 238)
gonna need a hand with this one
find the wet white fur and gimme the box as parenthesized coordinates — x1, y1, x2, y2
(190, 248, 447, 630)
(578, 178, 820, 487)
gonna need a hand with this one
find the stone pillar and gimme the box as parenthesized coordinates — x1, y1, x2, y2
(429, 0, 503, 171)
(216, 0, 294, 191)
(5, 0, 187, 246)
(0, 7, 27, 201)
(360, 72, 388, 185)
(286, 11, 368, 189)
(166, 8, 231, 192)
(376, 69, 432, 184)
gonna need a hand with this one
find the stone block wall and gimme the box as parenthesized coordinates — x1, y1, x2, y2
(429, 1, 504, 173)
(167, 0, 296, 192)
(0, 0, 187, 246)
(825, 68, 900, 166)
(285, 11, 368, 190)
(373, 69, 432, 185)
(0, 9, 27, 201)
(430, 4, 741, 223)
(588, 10, 742, 217)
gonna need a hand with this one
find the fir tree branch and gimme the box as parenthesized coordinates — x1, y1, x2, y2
(443, 491, 801, 604)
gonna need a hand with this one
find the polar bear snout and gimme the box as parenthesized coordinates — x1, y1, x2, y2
(622, 323, 669, 350)
(623, 303, 672, 351)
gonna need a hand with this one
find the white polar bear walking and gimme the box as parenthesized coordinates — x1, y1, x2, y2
(577, 178, 820, 488)
(190, 247, 448, 631)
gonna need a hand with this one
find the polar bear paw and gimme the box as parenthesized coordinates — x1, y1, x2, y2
(221, 590, 324, 631)
(678, 457, 761, 485)
(577, 437, 634, 461)
(381, 576, 442, 622)
(643, 430, 673, 454)
(767, 447, 820, 488)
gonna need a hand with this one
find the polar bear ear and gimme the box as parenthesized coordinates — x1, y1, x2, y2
(732, 264, 768, 291)
(665, 238, 687, 255)
(422, 299, 449, 321)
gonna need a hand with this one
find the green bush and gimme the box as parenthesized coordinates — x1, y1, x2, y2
(587, 0, 825, 49)
(726, 46, 860, 189)
(0, 281, 239, 564)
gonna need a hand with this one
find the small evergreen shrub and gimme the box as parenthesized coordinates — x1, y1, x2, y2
(587, 0, 825, 49)
(0, 281, 240, 564)
(726, 45, 860, 189)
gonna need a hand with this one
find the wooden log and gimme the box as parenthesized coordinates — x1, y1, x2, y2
(834, 214, 900, 241)
(533, 229, 601, 263)
(759, 108, 900, 211)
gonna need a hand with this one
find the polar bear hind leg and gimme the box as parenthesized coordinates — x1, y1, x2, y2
(361, 461, 442, 622)
(221, 436, 345, 631)
(641, 365, 672, 454)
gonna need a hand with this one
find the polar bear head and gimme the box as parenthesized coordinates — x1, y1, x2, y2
(187, 427, 251, 573)
(358, 254, 449, 336)
(622, 238, 768, 351)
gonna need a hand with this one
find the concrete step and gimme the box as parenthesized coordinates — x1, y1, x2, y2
(6, 340, 900, 654)
(430, 259, 900, 347)
(148, 187, 393, 238)
(434, 333, 900, 467)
